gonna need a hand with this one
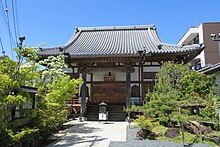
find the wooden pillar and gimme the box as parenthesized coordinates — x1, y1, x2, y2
(138, 61, 141, 105)
(126, 66, 133, 109)
(81, 69, 87, 114)
(79, 66, 87, 120)
(141, 65, 144, 101)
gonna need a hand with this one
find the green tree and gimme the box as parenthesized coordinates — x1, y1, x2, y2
(145, 62, 220, 126)
(31, 54, 83, 128)
(0, 45, 82, 145)
(0, 56, 34, 143)
(145, 62, 186, 126)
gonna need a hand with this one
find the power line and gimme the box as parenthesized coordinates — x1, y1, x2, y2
(4, 0, 14, 59)
(0, 0, 7, 26)
(0, 37, 5, 56)
(14, 0, 19, 37)
(0, 0, 20, 59)
(4, 0, 17, 59)
(11, 0, 18, 45)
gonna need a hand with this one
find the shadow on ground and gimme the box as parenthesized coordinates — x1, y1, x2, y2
(45, 122, 107, 147)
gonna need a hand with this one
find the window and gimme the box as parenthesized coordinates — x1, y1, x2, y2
(131, 85, 140, 97)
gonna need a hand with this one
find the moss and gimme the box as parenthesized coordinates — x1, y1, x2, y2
(154, 127, 217, 146)
(152, 125, 167, 137)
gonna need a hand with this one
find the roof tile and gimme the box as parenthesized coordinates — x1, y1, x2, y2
(38, 25, 204, 58)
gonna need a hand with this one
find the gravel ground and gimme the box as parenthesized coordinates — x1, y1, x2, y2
(109, 127, 213, 147)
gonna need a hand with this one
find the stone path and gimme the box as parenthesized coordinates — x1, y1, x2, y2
(46, 120, 127, 147)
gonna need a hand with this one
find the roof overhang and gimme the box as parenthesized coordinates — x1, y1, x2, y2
(19, 86, 38, 93)
(69, 52, 152, 59)
(198, 62, 220, 74)
(177, 27, 200, 45)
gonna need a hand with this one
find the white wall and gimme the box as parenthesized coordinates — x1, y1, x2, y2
(92, 69, 137, 81)
(131, 67, 139, 81)
(143, 66, 160, 72)
(199, 24, 205, 67)
(79, 73, 91, 81)
(77, 66, 160, 82)
(177, 23, 205, 67)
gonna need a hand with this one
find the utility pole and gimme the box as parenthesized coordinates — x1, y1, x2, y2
(14, 36, 25, 79)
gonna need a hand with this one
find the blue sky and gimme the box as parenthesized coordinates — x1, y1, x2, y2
(0, 0, 220, 59)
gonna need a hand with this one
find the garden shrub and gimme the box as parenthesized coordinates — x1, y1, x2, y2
(13, 128, 39, 146)
(135, 116, 156, 140)
(134, 116, 153, 130)
(0, 129, 14, 147)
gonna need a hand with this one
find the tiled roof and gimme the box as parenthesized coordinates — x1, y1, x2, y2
(198, 63, 220, 74)
(38, 25, 204, 58)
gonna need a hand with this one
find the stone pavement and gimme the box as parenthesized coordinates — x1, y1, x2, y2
(46, 119, 128, 147)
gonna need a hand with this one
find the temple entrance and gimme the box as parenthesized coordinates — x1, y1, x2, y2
(91, 81, 126, 104)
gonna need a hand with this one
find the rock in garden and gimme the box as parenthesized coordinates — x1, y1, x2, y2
(185, 121, 212, 134)
(165, 128, 180, 138)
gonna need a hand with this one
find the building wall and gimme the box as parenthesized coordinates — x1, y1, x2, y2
(92, 69, 127, 81)
(131, 67, 139, 81)
(177, 22, 220, 67)
(202, 22, 220, 65)
(76, 65, 159, 104)
(88, 66, 159, 82)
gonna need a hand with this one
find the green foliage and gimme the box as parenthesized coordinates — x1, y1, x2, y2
(146, 90, 179, 126)
(0, 46, 82, 145)
(213, 124, 220, 131)
(0, 57, 33, 123)
(36, 104, 67, 128)
(0, 56, 17, 76)
(144, 62, 220, 126)
(157, 131, 200, 144)
(151, 125, 167, 137)
(13, 128, 39, 144)
(134, 116, 153, 129)
(127, 103, 146, 113)
(0, 58, 19, 102)
(5, 95, 26, 105)
(156, 128, 217, 146)
(46, 76, 83, 105)
(178, 71, 217, 102)
(0, 129, 14, 147)
(38, 55, 68, 84)
(33, 54, 82, 128)
(0, 74, 16, 101)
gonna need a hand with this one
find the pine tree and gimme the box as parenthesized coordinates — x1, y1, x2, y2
(145, 62, 220, 126)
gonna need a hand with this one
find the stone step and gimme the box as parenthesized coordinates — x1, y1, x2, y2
(86, 104, 127, 121)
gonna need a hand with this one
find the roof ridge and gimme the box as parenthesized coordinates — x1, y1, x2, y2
(76, 24, 156, 31)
